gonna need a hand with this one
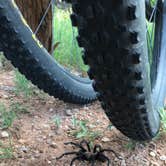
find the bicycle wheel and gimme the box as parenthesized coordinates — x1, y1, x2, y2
(70, 0, 166, 140)
(0, 0, 96, 104)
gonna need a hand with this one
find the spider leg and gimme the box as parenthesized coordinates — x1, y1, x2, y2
(80, 140, 91, 152)
(56, 151, 78, 160)
(64, 142, 86, 151)
(91, 160, 95, 166)
(100, 149, 122, 160)
(70, 157, 80, 166)
(102, 155, 110, 166)
(93, 144, 102, 153)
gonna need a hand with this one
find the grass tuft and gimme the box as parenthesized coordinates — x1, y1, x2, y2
(0, 103, 16, 129)
(0, 140, 14, 159)
(53, 8, 87, 72)
(14, 70, 34, 97)
(72, 120, 101, 142)
(160, 108, 166, 131)
(53, 115, 61, 129)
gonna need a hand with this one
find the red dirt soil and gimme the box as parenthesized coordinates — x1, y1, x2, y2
(0, 70, 166, 166)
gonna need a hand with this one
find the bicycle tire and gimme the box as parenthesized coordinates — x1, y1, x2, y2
(70, 0, 166, 140)
(0, 0, 97, 104)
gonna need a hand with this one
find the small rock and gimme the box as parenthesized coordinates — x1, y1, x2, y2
(34, 153, 40, 158)
(84, 106, 89, 110)
(50, 125, 56, 130)
(89, 124, 95, 129)
(19, 146, 29, 153)
(48, 161, 51, 164)
(149, 151, 156, 157)
(49, 108, 54, 112)
(160, 155, 166, 161)
(3, 94, 8, 99)
(149, 142, 156, 150)
(50, 142, 57, 149)
(39, 149, 44, 153)
(65, 109, 73, 116)
(17, 153, 23, 158)
(68, 125, 75, 130)
(150, 161, 160, 166)
(48, 133, 54, 138)
(1, 131, 9, 138)
(18, 139, 26, 144)
(121, 160, 126, 166)
(73, 108, 79, 112)
(31, 156, 35, 160)
(43, 124, 50, 129)
(101, 137, 110, 142)
(34, 116, 39, 119)
(46, 139, 52, 145)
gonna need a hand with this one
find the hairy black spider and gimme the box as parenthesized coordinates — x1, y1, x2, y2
(56, 140, 122, 166)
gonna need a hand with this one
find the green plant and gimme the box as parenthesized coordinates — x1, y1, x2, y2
(124, 140, 137, 151)
(160, 108, 166, 131)
(73, 120, 101, 142)
(14, 70, 34, 97)
(71, 115, 79, 128)
(0, 140, 14, 159)
(9, 102, 29, 114)
(53, 8, 87, 72)
(53, 115, 61, 128)
(0, 104, 16, 129)
(150, 0, 156, 6)
(0, 102, 29, 129)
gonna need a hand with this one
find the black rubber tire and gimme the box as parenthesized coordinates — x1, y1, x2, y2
(0, 0, 97, 104)
(70, 0, 166, 141)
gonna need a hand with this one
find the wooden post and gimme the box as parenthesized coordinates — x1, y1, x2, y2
(15, 0, 53, 52)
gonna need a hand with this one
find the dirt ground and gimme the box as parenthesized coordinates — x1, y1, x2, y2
(1, 70, 166, 166)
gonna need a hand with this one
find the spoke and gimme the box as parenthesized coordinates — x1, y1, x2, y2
(34, 0, 53, 35)
(148, 10, 156, 57)
(148, 0, 158, 23)
(147, 0, 158, 65)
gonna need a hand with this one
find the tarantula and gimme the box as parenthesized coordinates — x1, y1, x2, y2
(56, 140, 122, 166)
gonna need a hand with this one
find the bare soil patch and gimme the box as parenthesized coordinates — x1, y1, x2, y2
(0, 70, 166, 166)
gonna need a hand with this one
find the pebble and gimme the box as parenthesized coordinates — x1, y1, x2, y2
(3, 94, 8, 99)
(149, 151, 156, 157)
(65, 109, 73, 116)
(150, 161, 160, 166)
(89, 124, 95, 129)
(48, 161, 51, 164)
(34, 115, 39, 119)
(34, 153, 40, 158)
(1, 131, 9, 138)
(49, 108, 54, 112)
(50, 142, 57, 149)
(48, 133, 54, 138)
(42, 136, 47, 140)
(19, 146, 29, 153)
(160, 155, 166, 161)
(73, 108, 79, 112)
(121, 160, 126, 166)
(39, 149, 44, 153)
(84, 106, 89, 110)
(18, 139, 26, 144)
(43, 124, 50, 129)
(101, 137, 110, 142)
(46, 139, 52, 145)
